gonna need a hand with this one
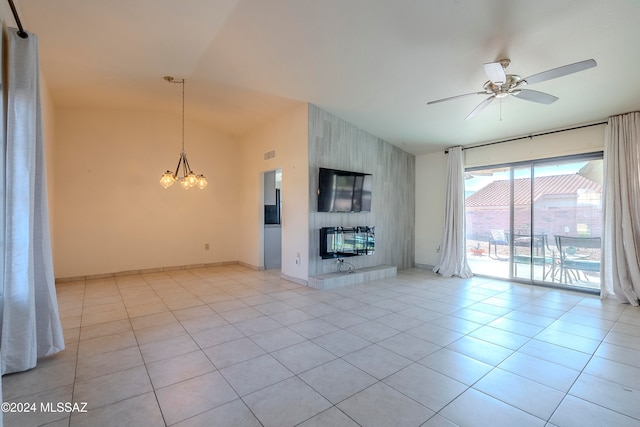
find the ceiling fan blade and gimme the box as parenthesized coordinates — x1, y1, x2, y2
(523, 59, 597, 85)
(484, 62, 506, 85)
(427, 91, 486, 105)
(466, 95, 495, 120)
(512, 89, 559, 104)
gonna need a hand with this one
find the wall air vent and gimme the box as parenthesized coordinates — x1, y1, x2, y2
(264, 149, 276, 160)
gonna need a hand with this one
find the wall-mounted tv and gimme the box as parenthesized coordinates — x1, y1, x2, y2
(318, 167, 372, 212)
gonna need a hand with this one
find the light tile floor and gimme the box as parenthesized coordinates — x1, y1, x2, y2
(3, 266, 640, 427)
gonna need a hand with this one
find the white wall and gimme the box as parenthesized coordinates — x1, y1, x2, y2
(415, 151, 447, 267)
(236, 103, 309, 283)
(415, 124, 606, 268)
(54, 109, 240, 278)
(464, 124, 605, 168)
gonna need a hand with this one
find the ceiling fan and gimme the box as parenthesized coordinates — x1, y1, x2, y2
(427, 58, 597, 120)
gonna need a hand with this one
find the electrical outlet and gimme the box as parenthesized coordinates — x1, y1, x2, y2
(204, 243, 210, 250)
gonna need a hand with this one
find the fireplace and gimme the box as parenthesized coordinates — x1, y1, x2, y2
(319, 226, 375, 259)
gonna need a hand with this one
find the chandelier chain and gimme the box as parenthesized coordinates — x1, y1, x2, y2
(181, 79, 185, 153)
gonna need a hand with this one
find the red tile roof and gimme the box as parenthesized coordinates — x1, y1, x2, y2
(465, 174, 602, 207)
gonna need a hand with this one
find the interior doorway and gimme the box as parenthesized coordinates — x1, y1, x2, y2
(263, 169, 282, 270)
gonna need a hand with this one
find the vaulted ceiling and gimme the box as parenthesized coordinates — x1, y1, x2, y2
(15, 0, 640, 154)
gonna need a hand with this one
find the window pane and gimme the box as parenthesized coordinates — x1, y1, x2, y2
(533, 158, 602, 289)
(465, 167, 511, 279)
(513, 165, 533, 281)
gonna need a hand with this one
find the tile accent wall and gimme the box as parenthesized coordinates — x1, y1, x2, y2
(308, 105, 415, 276)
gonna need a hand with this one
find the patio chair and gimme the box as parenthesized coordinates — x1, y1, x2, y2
(488, 229, 509, 259)
(555, 236, 601, 284)
(512, 234, 556, 281)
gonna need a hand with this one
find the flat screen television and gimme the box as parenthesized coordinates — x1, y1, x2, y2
(318, 167, 372, 212)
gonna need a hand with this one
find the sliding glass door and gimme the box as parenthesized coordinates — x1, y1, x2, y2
(465, 153, 603, 290)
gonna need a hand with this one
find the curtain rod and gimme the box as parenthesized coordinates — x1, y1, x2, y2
(7, 0, 28, 38)
(444, 121, 607, 154)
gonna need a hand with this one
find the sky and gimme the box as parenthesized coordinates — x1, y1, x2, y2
(465, 161, 590, 193)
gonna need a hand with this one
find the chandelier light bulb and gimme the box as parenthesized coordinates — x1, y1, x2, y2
(196, 175, 208, 189)
(186, 172, 198, 187)
(180, 177, 191, 189)
(160, 171, 176, 188)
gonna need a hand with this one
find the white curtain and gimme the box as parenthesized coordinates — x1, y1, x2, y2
(1, 29, 64, 375)
(602, 112, 640, 305)
(433, 146, 473, 278)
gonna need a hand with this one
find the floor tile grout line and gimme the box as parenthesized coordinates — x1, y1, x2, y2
(142, 269, 247, 427)
(436, 292, 635, 424)
(407, 288, 566, 423)
(11, 266, 640, 426)
(67, 276, 87, 424)
(125, 273, 171, 427)
(61, 276, 156, 423)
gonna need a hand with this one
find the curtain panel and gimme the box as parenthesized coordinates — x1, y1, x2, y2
(602, 112, 640, 305)
(433, 146, 473, 278)
(1, 29, 64, 375)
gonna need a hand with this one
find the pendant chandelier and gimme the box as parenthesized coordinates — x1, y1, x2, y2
(159, 76, 207, 190)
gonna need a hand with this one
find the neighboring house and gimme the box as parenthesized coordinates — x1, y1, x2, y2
(465, 174, 602, 241)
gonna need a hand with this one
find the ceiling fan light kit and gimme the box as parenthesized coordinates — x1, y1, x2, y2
(428, 58, 597, 120)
